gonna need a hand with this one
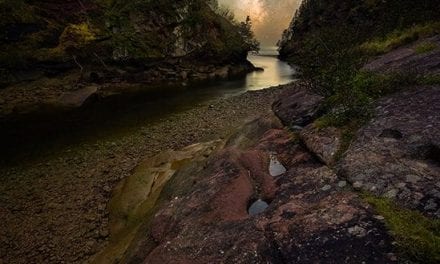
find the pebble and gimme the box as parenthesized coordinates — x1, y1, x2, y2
(424, 199, 438, 211)
(384, 189, 399, 199)
(374, 215, 385, 221)
(337, 181, 347, 188)
(321, 185, 332, 191)
(353, 181, 363, 189)
(405, 174, 421, 184)
(348, 225, 367, 237)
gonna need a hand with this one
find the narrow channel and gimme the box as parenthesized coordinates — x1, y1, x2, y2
(0, 47, 295, 162)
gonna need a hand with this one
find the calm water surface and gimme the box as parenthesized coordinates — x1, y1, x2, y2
(0, 48, 296, 160)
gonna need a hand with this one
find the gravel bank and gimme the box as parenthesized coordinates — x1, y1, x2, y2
(0, 84, 291, 263)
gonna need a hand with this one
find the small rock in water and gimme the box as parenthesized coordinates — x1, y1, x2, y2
(248, 199, 269, 216)
(269, 154, 286, 177)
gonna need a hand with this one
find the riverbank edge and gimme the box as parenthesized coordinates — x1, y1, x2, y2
(0, 83, 291, 263)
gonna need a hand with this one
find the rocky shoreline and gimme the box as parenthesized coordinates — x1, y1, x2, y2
(0, 84, 288, 263)
(99, 82, 439, 263)
(0, 60, 255, 120)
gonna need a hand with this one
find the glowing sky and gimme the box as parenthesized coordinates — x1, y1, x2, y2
(218, 0, 302, 46)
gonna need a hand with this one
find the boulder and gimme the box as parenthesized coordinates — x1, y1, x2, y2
(300, 123, 342, 166)
(272, 85, 324, 127)
(57, 86, 98, 108)
(338, 86, 440, 217)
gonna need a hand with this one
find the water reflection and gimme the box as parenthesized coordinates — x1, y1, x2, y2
(0, 49, 296, 160)
(245, 47, 296, 91)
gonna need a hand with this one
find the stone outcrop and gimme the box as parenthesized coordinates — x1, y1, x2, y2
(338, 86, 440, 218)
(363, 35, 440, 75)
(300, 123, 342, 166)
(0, 0, 255, 118)
(106, 109, 398, 263)
(272, 85, 324, 128)
(93, 141, 222, 263)
(102, 78, 440, 262)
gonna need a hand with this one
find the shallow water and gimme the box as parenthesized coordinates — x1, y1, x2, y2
(0, 48, 296, 161)
(248, 199, 269, 216)
(269, 153, 287, 177)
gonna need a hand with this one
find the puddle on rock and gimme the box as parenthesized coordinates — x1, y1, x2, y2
(269, 153, 286, 177)
(248, 199, 269, 216)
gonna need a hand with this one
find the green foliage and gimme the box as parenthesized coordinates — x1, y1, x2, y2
(290, 26, 372, 127)
(315, 71, 439, 128)
(213, 5, 236, 23)
(282, 7, 440, 128)
(59, 23, 97, 52)
(237, 16, 260, 52)
(418, 74, 440, 85)
(0, 0, 35, 26)
(352, 71, 417, 97)
(364, 194, 440, 263)
(361, 22, 440, 55)
(415, 41, 439, 54)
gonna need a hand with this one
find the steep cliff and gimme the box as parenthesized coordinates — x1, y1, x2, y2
(0, 0, 254, 87)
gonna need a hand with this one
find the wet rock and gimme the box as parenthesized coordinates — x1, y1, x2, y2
(248, 199, 269, 216)
(338, 86, 440, 217)
(272, 85, 324, 127)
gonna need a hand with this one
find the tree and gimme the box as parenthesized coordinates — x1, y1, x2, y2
(238, 16, 260, 52)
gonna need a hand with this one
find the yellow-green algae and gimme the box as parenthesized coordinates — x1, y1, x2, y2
(91, 140, 222, 263)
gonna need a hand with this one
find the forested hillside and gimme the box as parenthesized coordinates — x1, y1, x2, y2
(279, 0, 440, 59)
(0, 0, 255, 88)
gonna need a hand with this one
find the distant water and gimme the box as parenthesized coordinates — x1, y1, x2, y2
(245, 46, 296, 91)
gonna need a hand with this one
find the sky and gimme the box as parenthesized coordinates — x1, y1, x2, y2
(218, 0, 302, 46)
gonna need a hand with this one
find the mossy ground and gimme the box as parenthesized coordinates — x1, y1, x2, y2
(363, 194, 440, 263)
(360, 22, 440, 55)
(415, 41, 439, 54)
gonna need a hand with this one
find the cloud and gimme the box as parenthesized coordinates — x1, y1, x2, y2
(218, 0, 302, 46)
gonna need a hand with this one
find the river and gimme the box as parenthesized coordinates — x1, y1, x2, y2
(0, 48, 296, 162)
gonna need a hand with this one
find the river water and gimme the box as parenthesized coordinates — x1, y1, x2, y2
(0, 48, 296, 161)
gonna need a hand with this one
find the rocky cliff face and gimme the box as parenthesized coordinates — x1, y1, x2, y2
(0, 0, 256, 119)
(0, 0, 253, 89)
(278, 0, 440, 59)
